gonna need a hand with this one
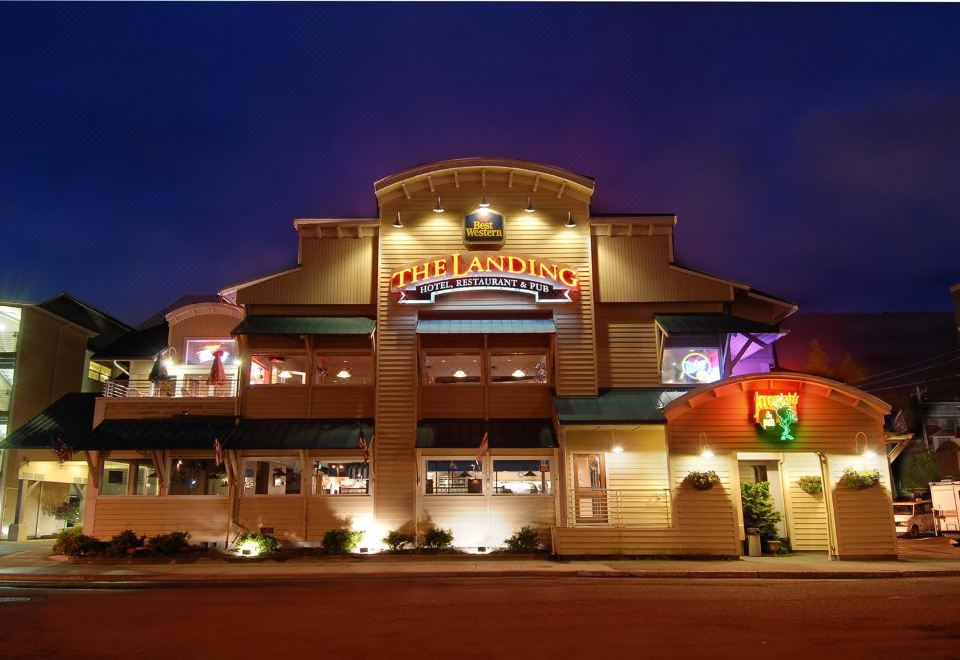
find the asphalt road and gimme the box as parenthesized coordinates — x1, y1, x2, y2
(1, 577, 959, 659)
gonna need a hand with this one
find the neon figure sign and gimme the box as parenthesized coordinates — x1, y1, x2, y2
(391, 252, 578, 304)
(754, 392, 800, 441)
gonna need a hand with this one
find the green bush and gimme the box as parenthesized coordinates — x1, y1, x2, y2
(107, 529, 146, 557)
(235, 533, 279, 555)
(899, 452, 939, 493)
(421, 527, 454, 550)
(147, 531, 191, 555)
(684, 470, 721, 490)
(797, 475, 823, 494)
(504, 526, 541, 553)
(383, 530, 415, 551)
(741, 481, 782, 541)
(52, 527, 103, 557)
(44, 501, 82, 525)
(321, 528, 363, 554)
(839, 468, 881, 490)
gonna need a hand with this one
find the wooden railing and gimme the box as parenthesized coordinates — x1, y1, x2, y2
(568, 488, 672, 528)
(103, 378, 237, 398)
(0, 331, 17, 353)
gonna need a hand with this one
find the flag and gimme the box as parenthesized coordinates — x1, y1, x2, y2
(214, 437, 224, 466)
(892, 409, 909, 434)
(477, 431, 489, 466)
(53, 438, 73, 464)
(358, 429, 369, 463)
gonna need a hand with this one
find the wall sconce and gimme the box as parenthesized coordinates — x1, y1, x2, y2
(393, 212, 404, 229)
(611, 429, 623, 453)
(433, 197, 444, 213)
(524, 197, 535, 213)
(565, 211, 576, 228)
(856, 431, 877, 458)
(699, 432, 714, 458)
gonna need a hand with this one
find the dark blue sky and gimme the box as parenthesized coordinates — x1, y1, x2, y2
(2, 3, 958, 325)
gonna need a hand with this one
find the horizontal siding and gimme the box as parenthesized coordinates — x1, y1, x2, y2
(419, 386, 485, 418)
(243, 387, 309, 418)
(238, 497, 305, 541)
(305, 496, 375, 542)
(595, 307, 659, 388)
(168, 310, 240, 357)
(310, 386, 375, 419)
(92, 496, 228, 542)
(487, 385, 552, 418)
(418, 494, 555, 548)
(782, 453, 829, 551)
(102, 397, 235, 420)
(828, 454, 898, 557)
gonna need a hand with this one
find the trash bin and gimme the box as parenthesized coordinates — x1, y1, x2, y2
(746, 527, 761, 557)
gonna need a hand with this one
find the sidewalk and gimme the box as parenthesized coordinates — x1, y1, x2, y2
(1, 538, 960, 587)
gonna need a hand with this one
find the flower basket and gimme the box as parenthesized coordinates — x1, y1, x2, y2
(838, 468, 881, 490)
(797, 475, 823, 495)
(684, 470, 721, 491)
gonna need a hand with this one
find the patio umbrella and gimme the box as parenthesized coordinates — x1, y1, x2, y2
(207, 349, 227, 386)
(148, 352, 169, 383)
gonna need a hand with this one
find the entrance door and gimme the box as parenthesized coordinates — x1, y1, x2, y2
(573, 453, 607, 523)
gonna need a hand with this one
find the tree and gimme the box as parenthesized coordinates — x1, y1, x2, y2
(836, 352, 867, 383)
(741, 481, 782, 540)
(804, 339, 833, 378)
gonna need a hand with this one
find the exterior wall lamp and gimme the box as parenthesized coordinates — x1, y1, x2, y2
(565, 211, 576, 228)
(393, 212, 404, 229)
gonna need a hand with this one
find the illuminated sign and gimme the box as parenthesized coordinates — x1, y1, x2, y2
(463, 210, 504, 245)
(754, 392, 799, 441)
(391, 252, 578, 304)
(681, 351, 718, 383)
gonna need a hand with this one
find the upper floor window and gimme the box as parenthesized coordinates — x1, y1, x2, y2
(661, 345, 721, 385)
(489, 352, 549, 384)
(423, 353, 482, 384)
(185, 339, 238, 366)
(316, 353, 374, 385)
(88, 361, 111, 383)
(250, 353, 307, 385)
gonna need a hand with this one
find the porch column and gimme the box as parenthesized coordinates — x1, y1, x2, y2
(6, 478, 29, 541)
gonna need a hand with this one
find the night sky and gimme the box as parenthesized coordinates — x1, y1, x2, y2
(2, 3, 958, 326)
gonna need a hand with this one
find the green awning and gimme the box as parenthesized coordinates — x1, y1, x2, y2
(416, 419, 556, 449)
(225, 419, 373, 450)
(233, 316, 375, 336)
(554, 389, 688, 424)
(655, 314, 778, 335)
(416, 319, 555, 334)
(0, 393, 98, 449)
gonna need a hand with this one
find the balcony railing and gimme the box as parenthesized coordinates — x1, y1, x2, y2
(568, 488, 672, 528)
(0, 331, 18, 353)
(103, 378, 237, 398)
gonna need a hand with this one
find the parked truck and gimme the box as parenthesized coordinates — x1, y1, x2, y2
(930, 480, 960, 544)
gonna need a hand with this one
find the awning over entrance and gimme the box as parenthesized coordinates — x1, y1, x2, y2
(232, 316, 376, 336)
(554, 389, 687, 424)
(416, 419, 557, 448)
(416, 319, 555, 334)
(654, 313, 778, 335)
(0, 393, 98, 449)
(73, 417, 374, 451)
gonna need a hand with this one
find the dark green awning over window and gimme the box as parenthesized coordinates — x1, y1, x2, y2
(654, 313, 778, 335)
(233, 316, 375, 336)
(416, 319, 555, 334)
(0, 393, 98, 449)
(416, 419, 556, 449)
(554, 389, 688, 424)
(226, 419, 373, 450)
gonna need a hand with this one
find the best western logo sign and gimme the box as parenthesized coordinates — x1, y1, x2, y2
(463, 210, 504, 245)
(391, 253, 577, 304)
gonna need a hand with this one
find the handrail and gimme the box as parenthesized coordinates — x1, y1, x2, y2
(103, 378, 238, 398)
(569, 487, 672, 528)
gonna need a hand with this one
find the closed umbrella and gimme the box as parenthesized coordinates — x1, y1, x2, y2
(148, 352, 169, 383)
(207, 349, 227, 386)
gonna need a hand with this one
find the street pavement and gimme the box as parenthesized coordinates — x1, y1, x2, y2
(2, 576, 960, 658)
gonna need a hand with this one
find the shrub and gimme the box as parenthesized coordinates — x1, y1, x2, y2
(235, 533, 279, 556)
(504, 526, 541, 553)
(147, 531, 191, 555)
(107, 529, 146, 557)
(321, 528, 363, 554)
(421, 527, 454, 550)
(44, 501, 82, 525)
(684, 470, 721, 491)
(797, 475, 823, 495)
(839, 468, 881, 490)
(383, 530, 415, 551)
(52, 527, 103, 557)
(741, 481, 782, 541)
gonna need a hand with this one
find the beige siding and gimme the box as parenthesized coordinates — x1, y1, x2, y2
(168, 309, 241, 357)
(827, 454, 898, 558)
(782, 453, 830, 551)
(237, 497, 305, 541)
(100, 397, 235, 420)
(305, 496, 375, 542)
(243, 386, 309, 418)
(237, 236, 375, 305)
(595, 308, 660, 388)
(91, 497, 229, 542)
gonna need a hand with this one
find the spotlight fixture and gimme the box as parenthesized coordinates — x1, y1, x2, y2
(523, 197, 535, 213)
(433, 197, 444, 213)
(612, 445, 624, 454)
(393, 211, 403, 228)
(564, 211, 576, 228)
(478, 193, 490, 208)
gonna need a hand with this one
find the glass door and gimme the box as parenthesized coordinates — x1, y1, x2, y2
(573, 453, 607, 523)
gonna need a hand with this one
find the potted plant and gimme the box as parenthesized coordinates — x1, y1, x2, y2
(684, 470, 721, 491)
(797, 475, 823, 495)
(741, 482, 782, 554)
(839, 468, 881, 490)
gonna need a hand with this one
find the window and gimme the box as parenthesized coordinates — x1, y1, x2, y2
(313, 460, 369, 495)
(489, 352, 548, 384)
(88, 361, 111, 383)
(169, 458, 228, 495)
(249, 353, 308, 385)
(101, 459, 159, 496)
(493, 459, 552, 495)
(243, 456, 302, 495)
(423, 353, 482, 384)
(661, 346, 721, 385)
(185, 339, 238, 366)
(316, 353, 374, 385)
(424, 459, 483, 494)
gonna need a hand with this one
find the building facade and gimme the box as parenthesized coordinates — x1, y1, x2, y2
(2, 159, 898, 558)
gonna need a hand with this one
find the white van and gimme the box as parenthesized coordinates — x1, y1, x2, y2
(930, 480, 960, 539)
(893, 499, 935, 538)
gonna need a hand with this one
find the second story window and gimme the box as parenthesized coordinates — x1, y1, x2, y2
(249, 353, 307, 385)
(88, 361, 111, 383)
(316, 353, 374, 385)
(489, 352, 549, 384)
(660, 345, 721, 385)
(423, 353, 482, 384)
(185, 339, 238, 366)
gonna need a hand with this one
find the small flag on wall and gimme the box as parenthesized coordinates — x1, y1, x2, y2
(358, 429, 369, 463)
(53, 438, 73, 465)
(214, 437, 224, 466)
(477, 432, 489, 466)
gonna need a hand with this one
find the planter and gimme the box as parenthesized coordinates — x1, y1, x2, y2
(684, 470, 721, 491)
(839, 468, 881, 490)
(797, 475, 823, 495)
(764, 539, 781, 554)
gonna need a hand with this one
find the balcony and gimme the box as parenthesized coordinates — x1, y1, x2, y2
(103, 378, 237, 399)
(100, 378, 237, 421)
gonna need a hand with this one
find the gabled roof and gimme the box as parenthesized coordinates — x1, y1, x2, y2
(37, 293, 132, 351)
(0, 393, 98, 449)
(92, 322, 169, 361)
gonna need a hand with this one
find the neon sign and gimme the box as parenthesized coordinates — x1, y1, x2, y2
(391, 252, 578, 304)
(681, 351, 718, 383)
(754, 392, 799, 441)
